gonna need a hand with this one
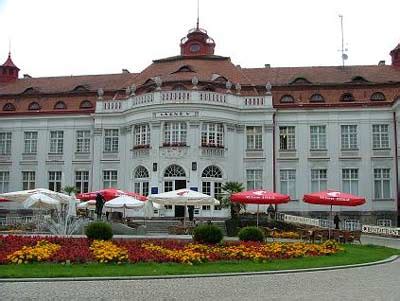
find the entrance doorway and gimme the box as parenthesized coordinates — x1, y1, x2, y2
(163, 164, 187, 218)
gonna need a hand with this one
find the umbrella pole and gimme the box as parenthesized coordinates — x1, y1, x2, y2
(329, 204, 332, 240)
(256, 204, 259, 228)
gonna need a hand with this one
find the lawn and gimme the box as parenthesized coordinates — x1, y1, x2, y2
(0, 244, 398, 278)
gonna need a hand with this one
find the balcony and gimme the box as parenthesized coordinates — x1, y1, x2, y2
(200, 146, 226, 158)
(96, 90, 273, 113)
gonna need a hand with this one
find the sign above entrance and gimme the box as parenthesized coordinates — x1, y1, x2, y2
(154, 111, 198, 118)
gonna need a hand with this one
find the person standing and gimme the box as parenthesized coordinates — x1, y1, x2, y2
(95, 193, 105, 220)
(334, 214, 341, 230)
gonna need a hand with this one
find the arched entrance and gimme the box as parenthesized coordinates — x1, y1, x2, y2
(163, 164, 187, 218)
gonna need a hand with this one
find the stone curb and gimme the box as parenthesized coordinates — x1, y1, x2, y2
(0, 255, 398, 283)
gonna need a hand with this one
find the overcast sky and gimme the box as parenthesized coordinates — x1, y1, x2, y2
(0, 0, 399, 77)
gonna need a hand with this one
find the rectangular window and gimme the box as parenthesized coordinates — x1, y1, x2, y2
(341, 125, 358, 150)
(201, 123, 224, 147)
(279, 126, 295, 150)
(24, 132, 38, 154)
(75, 171, 89, 193)
(311, 169, 327, 192)
(374, 168, 391, 199)
(0, 132, 12, 155)
(372, 124, 389, 149)
(134, 182, 149, 196)
(50, 131, 64, 153)
(202, 182, 211, 196)
(0, 171, 10, 193)
(163, 122, 187, 146)
(280, 169, 296, 199)
(246, 126, 263, 150)
(103, 170, 118, 188)
(164, 181, 173, 192)
(134, 124, 150, 147)
(310, 126, 326, 150)
(22, 171, 36, 190)
(104, 129, 119, 152)
(342, 169, 359, 195)
(48, 171, 62, 192)
(246, 169, 263, 190)
(76, 130, 91, 153)
(376, 219, 392, 227)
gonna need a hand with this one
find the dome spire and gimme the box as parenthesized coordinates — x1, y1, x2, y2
(0, 51, 20, 83)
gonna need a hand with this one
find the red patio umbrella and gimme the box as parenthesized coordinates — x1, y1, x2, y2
(303, 190, 366, 238)
(231, 190, 290, 227)
(76, 188, 147, 202)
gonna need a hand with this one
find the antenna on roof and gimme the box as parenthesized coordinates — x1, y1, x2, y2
(8, 37, 11, 56)
(196, 0, 200, 29)
(338, 14, 349, 67)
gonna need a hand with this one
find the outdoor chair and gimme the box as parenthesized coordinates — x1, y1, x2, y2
(350, 230, 362, 244)
(298, 229, 312, 243)
(313, 229, 324, 243)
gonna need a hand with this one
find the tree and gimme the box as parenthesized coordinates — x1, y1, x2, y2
(221, 182, 245, 219)
(62, 186, 77, 196)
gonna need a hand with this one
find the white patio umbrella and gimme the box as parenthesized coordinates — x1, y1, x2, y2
(77, 200, 96, 209)
(0, 188, 72, 204)
(149, 189, 219, 225)
(104, 195, 145, 218)
(23, 193, 61, 210)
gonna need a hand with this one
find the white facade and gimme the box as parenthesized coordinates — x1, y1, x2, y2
(0, 90, 398, 224)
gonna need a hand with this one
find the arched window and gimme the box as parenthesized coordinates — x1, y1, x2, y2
(202, 166, 223, 178)
(28, 102, 41, 110)
(290, 77, 311, 85)
(172, 65, 194, 73)
(54, 101, 67, 110)
(2, 103, 16, 111)
(164, 164, 186, 177)
(351, 76, 369, 83)
(201, 165, 223, 208)
(310, 94, 324, 102)
(280, 95, 295, 103)
(340, 93, 355, 102)
(79, 100, 93, 109)
(135, 166, 149, 178)
(133, 166, 149, 196)
(370, 92, 386, 101)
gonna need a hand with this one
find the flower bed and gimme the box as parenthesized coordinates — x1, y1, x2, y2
(271, 231, 300, 239)
(0, 235, 342, 265)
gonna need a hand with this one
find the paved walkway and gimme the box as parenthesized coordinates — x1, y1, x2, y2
(1, 258, 399, 301)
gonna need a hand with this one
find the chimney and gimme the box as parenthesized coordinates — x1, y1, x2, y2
(264, 64, 271, 68)
(23, 74, 32, 78)
(378, 60, 385, 66)
(236, 65, 241, 69)
(122, 69, 130, 74)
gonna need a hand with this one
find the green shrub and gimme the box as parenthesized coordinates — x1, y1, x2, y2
(192, 224, 223, 244)
(225, 218, 240, 237)
(85, 221, 113, 240)
(238, 226, 264, 242)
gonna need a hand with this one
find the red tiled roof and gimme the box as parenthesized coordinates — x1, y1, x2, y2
(133, 55, 254, 86)
(242, 65, 400, 86)
(0, 73, 138, 95)
(2, 53, 19, 69)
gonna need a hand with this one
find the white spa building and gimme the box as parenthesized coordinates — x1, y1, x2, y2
(1, 25, 400, 226)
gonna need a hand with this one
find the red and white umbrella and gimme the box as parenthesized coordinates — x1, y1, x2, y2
(76, 188, 147, 202)
(303, 190, 366, 238)
(231, 190, 290, 227)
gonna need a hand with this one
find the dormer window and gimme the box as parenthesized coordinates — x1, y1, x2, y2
(54, 101, 67, 110)
(2, 103, 16, 111)
(211, 74, 228, 84)
(72, 85, 90, 92)
(280, 95, 295, 103)
(172, 84, 187, 91)
(310, 94, 324, 102)
(290, 77, 311, 85)
(172, 65, 194, 74)
(340, 93, 355, 102)
(22, 87, 39, 94)
(79, 100, 93, 109)
(351, 76, 369, 83)
(28, 102, 41, 110)
(370, 92, 386, 101)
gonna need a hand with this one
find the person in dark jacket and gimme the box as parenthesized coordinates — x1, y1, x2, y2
(334, 214, 341, 230)
(95, 193, 105, 220)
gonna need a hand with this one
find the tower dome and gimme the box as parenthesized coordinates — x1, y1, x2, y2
(0, 52, 20, 83)
(390, 43, 400, 67)
(180, 27, 216, 57)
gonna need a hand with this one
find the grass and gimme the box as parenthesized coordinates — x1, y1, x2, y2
(0, 244, 398, 278)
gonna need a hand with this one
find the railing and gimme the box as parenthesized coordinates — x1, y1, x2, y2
(161, 91, 191, 102)
(132, 93, 154, 105)
(276, 212, 399, 237)
(103, 101, 122, 111)
(0, 215, 42, 226)
(199, 91, 226, 103)
(244, 97, 265, 106)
